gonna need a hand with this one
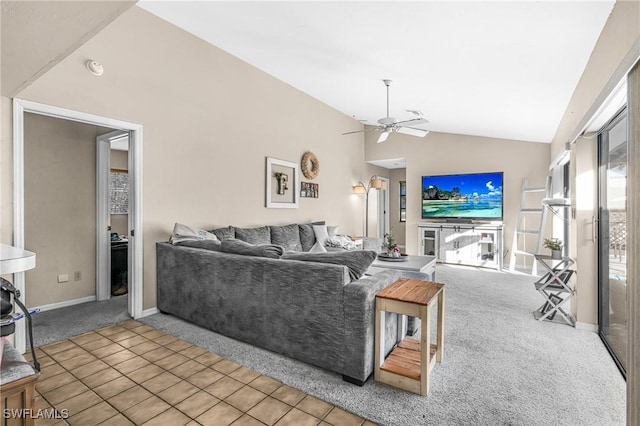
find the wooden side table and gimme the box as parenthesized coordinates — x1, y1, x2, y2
(375, 278, 445, 396)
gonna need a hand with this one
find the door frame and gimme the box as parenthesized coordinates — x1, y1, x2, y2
(12, 98, 144, 353)
(97, 131, 129, 302)
(377, 176, 390, 238)
(597, 107, 628, 377)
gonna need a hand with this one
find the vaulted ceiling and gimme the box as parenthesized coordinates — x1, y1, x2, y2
(138, 1, 615, 143)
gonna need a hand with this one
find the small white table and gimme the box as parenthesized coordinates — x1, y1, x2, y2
(368, 255, 437, 281)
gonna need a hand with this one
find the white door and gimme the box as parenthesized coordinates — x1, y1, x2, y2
(96, 131, 129, 301)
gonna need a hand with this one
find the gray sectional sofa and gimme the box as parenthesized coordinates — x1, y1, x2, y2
(156, 223, 403, 384)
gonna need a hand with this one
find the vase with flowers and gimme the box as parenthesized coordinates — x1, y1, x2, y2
(383, 230, 401, 258)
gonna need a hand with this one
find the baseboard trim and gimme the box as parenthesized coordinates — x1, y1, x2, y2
(141, 307, 159, 318)
(575, 322, 598, 332)
(34, 296, 96, 313)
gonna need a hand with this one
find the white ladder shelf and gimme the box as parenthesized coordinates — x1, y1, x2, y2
(509, 176, 551, 275)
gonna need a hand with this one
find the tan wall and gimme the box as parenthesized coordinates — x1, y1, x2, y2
(23, 113, 98, 307)
(364, 131, 550, 260)
(388, 168, 407, 246)
(1, 97, 12, 245)
(110, 149, 128, 236)
(573, 137, 598, 325)
(3, 6, 373, 311)
(550, 1, 640, 327)
(551, 0, 640, 155)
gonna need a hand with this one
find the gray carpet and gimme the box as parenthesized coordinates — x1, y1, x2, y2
(33, 265, 626, 425)
(31, 294, 130, 347)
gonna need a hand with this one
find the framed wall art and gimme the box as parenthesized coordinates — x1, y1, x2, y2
(300, 182, 319, 198)
(266, 157, 299, 208)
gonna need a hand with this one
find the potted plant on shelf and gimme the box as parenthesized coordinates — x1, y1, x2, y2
(543, 238, 563, 260)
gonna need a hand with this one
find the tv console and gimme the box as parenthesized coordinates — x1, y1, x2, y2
(418, 222, 503, 270)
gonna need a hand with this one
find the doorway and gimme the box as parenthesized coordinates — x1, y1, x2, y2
(12, 99, 143, 353)
(598, 107, 628, 377)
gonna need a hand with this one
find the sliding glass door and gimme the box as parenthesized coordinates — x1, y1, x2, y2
(598, 108, 628, 376)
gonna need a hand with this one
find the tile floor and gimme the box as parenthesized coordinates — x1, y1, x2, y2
(26, 320, 375, 426)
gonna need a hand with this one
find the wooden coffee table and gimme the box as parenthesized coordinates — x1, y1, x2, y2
(375, 278, 445, 396)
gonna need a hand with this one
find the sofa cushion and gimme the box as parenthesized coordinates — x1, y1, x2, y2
(221, 239, 284, 259)
(270, 224, 302, 252)
(176, 239, 222, 251)
(298, 224, 316, 252)
(170, 223, 219, 245)
(282, 250, 377, 281)
(235, 226, 271, 245)
(298, 221, 325, 251)
(210, 226, 235, 240)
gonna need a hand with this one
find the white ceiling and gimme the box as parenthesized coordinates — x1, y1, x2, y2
(138, 1, 614, 144)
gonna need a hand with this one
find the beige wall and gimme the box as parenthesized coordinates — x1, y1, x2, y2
(1, 0, 135, 97)
(550, 1, 639, 328)
(110, 149, 128, 237)
(573, 136, 598, 325)
(1, 97, 12, 245)
(388, 168, 406, 246)
(365, 131, 550, 259)
(23, 113, 98, 307)
(551, 1, 640, 156)
(3, 6, 374, 310)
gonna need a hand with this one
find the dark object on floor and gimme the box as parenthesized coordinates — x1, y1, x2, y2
(111, 241, 128, 295)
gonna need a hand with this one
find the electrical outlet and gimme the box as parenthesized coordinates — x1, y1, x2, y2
(58, 274, 69, 283)
(74, 271, 81, 281)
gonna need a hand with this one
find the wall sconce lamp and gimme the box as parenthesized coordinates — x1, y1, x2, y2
(353, 176, 387, 236)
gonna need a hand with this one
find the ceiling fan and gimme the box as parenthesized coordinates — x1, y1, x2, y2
(343, 79, 430, 143)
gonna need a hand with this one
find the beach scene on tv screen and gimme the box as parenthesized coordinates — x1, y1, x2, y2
(422, 172, 503, 219)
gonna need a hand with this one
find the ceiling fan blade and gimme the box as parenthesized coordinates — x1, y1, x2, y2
(343, 126, 382, 135)
(397, 126, 429, 137)
(377, 130, 391, 143)
(394, 118, 429, 127)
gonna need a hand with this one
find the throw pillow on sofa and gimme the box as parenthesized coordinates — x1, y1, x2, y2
(270, 224, 302, 252)
(170, 223, 219, 245)
(235, 226, 271, 245)
(282, 250, 377, 281)
(299, 221, 324, 252)
(210, 226, 235, 240)
(221, 239, 284, 259)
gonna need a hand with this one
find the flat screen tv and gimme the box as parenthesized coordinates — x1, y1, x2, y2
(421, 171, 503, 220)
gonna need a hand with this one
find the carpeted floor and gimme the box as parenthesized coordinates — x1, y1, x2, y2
(32, 264, 626, 426)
